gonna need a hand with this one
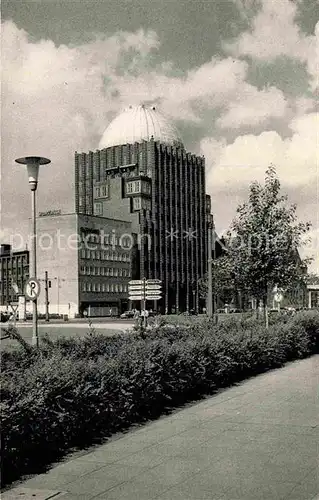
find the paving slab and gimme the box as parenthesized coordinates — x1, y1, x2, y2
(3, 355, 319, 500)
(1, 488, 62, 500)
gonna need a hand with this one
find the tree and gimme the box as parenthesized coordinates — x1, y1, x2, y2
(224, 165, 311, 327)
(198, 254, 235, 309)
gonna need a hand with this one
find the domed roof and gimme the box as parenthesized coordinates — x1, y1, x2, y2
(99, 105, 183, 149)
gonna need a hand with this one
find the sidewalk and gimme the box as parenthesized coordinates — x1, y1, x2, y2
(3, 356, 319, 500)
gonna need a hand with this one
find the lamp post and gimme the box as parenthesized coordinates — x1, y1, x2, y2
(15, 156, 51, 346)
(207, 214, 213, 318)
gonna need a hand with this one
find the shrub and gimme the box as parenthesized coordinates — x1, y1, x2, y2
(290, 310, 319, 352)
(1, 311, 318, 487)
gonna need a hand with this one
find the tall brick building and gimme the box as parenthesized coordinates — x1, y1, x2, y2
(75, 105, 212, 313)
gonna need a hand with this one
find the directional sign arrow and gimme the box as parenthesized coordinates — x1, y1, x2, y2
(129, 280, 144, 285)
(146, 295, 162, 300)
(146, 279, 162, 284)
(128, 285, 144, 291)
(129, 295, 143, 301)
(146, 285, 162, 291)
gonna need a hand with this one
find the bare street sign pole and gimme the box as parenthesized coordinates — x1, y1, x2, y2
(142, 277, 147, 329)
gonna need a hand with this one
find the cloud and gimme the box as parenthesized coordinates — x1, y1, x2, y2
(202, 112, 318, 189)
(201, 111, 318, 269)
(1, 21, 162, 223)
(1, 18, 290, 219)
(2, 19, 317, 273)
(216, 84, 288, 128)
(225, 0, 318, 91)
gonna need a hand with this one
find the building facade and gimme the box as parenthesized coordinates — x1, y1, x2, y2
(75, 104, 211, 313)
(36, 213, 133, 317)
(0, 244, 29, 307)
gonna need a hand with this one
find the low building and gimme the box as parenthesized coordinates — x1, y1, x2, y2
(307, 284, 319, 309)
(36, 212, 133, 317)
(0, 244, 29, 309)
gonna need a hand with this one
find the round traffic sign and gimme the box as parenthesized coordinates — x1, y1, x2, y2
(25, 277, 41, 301)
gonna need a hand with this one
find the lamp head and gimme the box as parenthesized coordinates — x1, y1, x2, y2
(15, 156, 51, 191)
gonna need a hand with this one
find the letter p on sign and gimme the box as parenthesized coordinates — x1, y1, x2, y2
(25, 278, 41, 301)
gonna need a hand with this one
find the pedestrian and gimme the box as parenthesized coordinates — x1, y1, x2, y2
(134, 309, 139, 320)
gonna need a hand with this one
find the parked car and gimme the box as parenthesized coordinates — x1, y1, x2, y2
(269, 308, 280, 314)
(120, 310, 135, 319)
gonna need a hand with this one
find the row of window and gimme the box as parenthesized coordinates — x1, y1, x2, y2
(80, 266, 131, 277)
(80, 249, 131, 261)
(79, 179, 151, 201)
(80, 233, 131, 248)
(0, 268, 28, 277)
(82, 282, 128, 293)
(0, 260, 28, 268)
(126, 180, 151, 195)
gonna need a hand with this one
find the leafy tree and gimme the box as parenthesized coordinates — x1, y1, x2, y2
(224, 165, 311, 327)
(198, 254, 235, 309)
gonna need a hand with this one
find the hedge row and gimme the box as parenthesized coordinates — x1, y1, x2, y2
(1, 311, 319, 487)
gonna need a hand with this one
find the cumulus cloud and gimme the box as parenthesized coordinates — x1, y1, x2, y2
(201, 111, 318, 269)
(1, 18, 290, 226)
(2, 19, 318, 269)
(202, 112, 318, 189)
(216, 84, 288, 128)
(226, 0, 319, 91)
(1, 21, 162, 223)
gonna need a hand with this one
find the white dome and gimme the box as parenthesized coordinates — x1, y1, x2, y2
(99, 105, 183, 149)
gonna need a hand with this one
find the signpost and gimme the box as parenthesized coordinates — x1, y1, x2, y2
(128, 278, 162, 327)
(8, 303, 18, 327)
(18, 295, 26, 322)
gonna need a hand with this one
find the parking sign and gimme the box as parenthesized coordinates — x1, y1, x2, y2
(24, 277, 41, 301)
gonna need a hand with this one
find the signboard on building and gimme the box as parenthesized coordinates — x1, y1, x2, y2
(39, 209, 62, 217)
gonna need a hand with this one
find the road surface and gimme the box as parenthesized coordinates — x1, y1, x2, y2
(0, 319, 134, 349)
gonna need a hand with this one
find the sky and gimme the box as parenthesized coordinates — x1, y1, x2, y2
(1, 0, 318, 273)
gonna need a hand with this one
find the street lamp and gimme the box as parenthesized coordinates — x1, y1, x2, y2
(15, 156, 51, 346)
(207, 214, 214, 318)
